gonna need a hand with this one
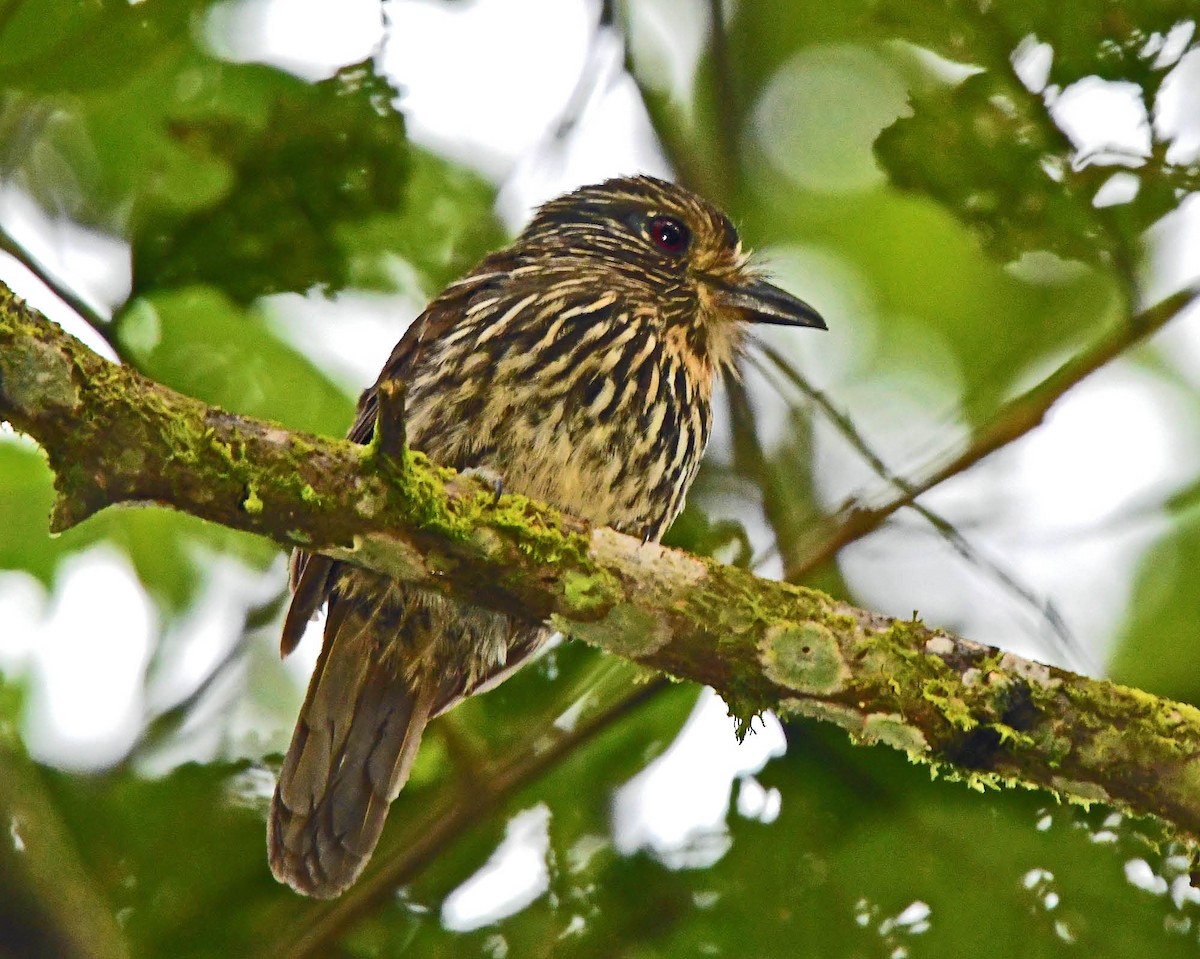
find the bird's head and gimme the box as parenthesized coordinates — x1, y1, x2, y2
(518, 175, 826, 378)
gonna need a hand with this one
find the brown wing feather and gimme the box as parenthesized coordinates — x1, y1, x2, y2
(277, 256, 516, 657)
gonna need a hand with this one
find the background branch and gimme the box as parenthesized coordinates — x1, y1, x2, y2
(782, 287, 1200, 579)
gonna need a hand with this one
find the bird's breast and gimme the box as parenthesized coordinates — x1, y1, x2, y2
(405, 331, 712, 540)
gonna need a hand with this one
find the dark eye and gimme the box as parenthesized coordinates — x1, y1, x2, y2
(648, 215, 691, 255)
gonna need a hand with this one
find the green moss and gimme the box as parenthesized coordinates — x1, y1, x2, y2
(882, 616, 931, 652)
(853, 620, 928, 680)
(921, 676, 979, 731)
(561, 569, 620, 615)
(759, 622, 848, 695)
(242, 488, 264, 515)
(385, 453, 594, 575)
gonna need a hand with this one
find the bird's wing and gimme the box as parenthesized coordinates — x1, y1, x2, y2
(280, 255, 520, 655)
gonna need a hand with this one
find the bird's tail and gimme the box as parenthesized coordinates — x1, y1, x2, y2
(267, 584, 437, 899)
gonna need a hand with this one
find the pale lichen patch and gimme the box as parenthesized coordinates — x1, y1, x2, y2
(355, 488, 386, 519)
(1050, 776, 1111, 806)
(924, 634, 955, 657)
(0, 339, 79, 411)
(590, 527, 706, 589)
(862, 712, 930, 755)
(779, 696, 865, 734)
(998, 652, 1060, 690)
(346, 533, 429, 582)
(469, 525, 506, 560)
(555, 602, 670, 658)
(760, 622, 848, 695)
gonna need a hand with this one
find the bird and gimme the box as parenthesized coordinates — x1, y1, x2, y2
(267, 174, 826, 897)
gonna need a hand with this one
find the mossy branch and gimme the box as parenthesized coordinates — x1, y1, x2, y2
(4, 280, 1200, 856)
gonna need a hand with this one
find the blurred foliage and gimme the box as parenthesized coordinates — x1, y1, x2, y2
(1110, 504, 1200, 704)
(0, 440, 274, 610)
(12, 665, 1200, 958)
(131, 60, 412, 303)
(118, 286, 355, 436)
(0, 0, 501, 607)
(1, 0, 1200, 956)
(875, 70, 1124, 267)
(393, 721, 1200, 959)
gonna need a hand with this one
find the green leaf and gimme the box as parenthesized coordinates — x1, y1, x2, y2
(117, 285, 355, 436)
(1108, 512, 1200, 705)
(46, 759, 285, 959)
(399, 721, 1200, 958)
(0, 441, 65, 585)
(870, 0, 1199, 267)
(0, 4, 495, 308)
(0, 1, 244, 230)
(0, 0, 210, 93)
(0, 691, 128, 959)
(132, 60, 413, 303)
(873, 0, 1198, 88)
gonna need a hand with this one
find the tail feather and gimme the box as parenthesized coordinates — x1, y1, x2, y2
(268, 588, 437, 899)
(269, 572, 548, 897)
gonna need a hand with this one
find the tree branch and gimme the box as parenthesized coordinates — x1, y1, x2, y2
(4, 279, 1200, 857)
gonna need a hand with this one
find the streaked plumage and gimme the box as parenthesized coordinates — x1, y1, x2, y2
(268, 175, 825, 897)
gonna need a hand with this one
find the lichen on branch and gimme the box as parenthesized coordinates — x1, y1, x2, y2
(3, 279, 1200, 857)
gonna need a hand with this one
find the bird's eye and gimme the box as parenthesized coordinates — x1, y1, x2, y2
(647, 215, 691, 256)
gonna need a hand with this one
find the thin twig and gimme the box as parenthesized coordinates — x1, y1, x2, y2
(748, 344, 1092, 671)
(125, 590, 287, 763)
(725, 366, 812, 575)
(126, 642, 247, 764)
(777, 286, 1200, 581)
(706, 0, 740, 197)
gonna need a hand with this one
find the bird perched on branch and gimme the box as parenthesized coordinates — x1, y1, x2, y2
(268, 175, 826, 897)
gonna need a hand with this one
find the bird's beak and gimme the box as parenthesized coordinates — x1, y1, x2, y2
(705, 275, 827, 330)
